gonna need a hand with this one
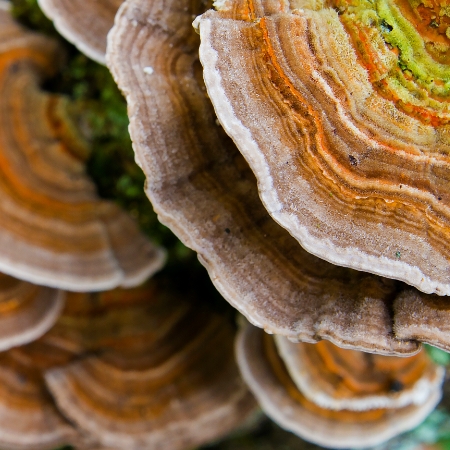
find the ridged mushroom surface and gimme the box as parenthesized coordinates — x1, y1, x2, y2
(394, 290, 450, 350)
(107, 0, 450, 355)
(0, 7, 165, 290)
(197, 0, 450, 295)
(275, 335, 442, 411)
(237, 323, 444, 449)
(0, 338, 81, 450)
(37, 0, 122, 64)
(44, 283, 256, 450)
(0, 274, 65, 352)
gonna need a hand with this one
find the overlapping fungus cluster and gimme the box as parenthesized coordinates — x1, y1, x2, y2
(0, 4, 256, 449)
(2, 0, 450, 448)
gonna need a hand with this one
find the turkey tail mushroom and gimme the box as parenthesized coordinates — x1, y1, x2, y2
(0, 274, 64, 352)
(37, 0, 122, 64)
(0, 282, 256, 450)
(44, 282, 256, 450)
(237, 323, 444, 449)
(0, 7, 165, 291)
(0, 337, 83, 450)
(106, 0, 450, 355)
(197, 0, 450, 295)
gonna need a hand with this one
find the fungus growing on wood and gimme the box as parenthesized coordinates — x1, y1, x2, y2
(0, 274, 64, 352)
(0, 7, 165, 290)
(196, 0, 450, 296)
(236, 323, 444, 449)
(44, 282, 255, 450)
(106, 0, 450, 355)
(37, 0, 122, 64)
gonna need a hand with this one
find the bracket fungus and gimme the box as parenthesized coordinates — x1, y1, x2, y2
(0, 7, 165, 291)
(196, 0, 450, 296)
(37, 0, 122, 64)
(237, 322, 444, 449)
(43, 283, 255, 450)
(0, 337, 82, 450)
(0, 274, 64, 352)
(107, 0, 450, 354)
(0, 283, 255, 450)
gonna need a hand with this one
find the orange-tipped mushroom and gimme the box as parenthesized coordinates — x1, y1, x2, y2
(237, 323, 444, 449)
(0, 7, 165, 290)
(37, 0, 122, 64)
(106, 0, 450, 355)
(43, 283, 256, 450)
(196, 0, 450, 295)
(0, 274, 64, 352)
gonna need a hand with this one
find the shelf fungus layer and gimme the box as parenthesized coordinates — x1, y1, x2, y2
(0, 274, 65, 352)
(0, 9, 165, 291)
(237, 323, 444, 449)
(37, 0, 122, 64)
(0, 338, 82, 450)
(107, 0, 450, 354)
(45, 283, 256, 450)
(197, 0, 450, 295)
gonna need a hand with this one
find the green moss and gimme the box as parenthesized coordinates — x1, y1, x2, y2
(11, 0, 56, 35)
(425, 344, 450, 366)
(54, 53, 197, 270)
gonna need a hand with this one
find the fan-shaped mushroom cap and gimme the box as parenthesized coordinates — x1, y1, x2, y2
(0, 274, 64, 352)
(37, 0, 122, 64)
(44, 283, 256, 450)
(274, 335, 442, 411)
(237, 323, 444, 449)
(0, 338, 82, 450)
(42, 283, 185, 351)
(196, 0, 450, 295)
(106, 0, 450, 355)
(0, 8, 165, 291)
(0, 282, 255, 450)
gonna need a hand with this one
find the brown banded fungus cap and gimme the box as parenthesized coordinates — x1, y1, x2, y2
(196, 0, 450, 295)
(107, 0, 450, 354)
(0, 274, 65, 352)
(0, 337, 82, 450)
(0, 7, 165, 291)
(44, 282, 256, 450)
(237, 323, 444, 449)
(0, 286, 162, 450)
(37, 0, 122, 64)
(274, 333, 443, 411)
